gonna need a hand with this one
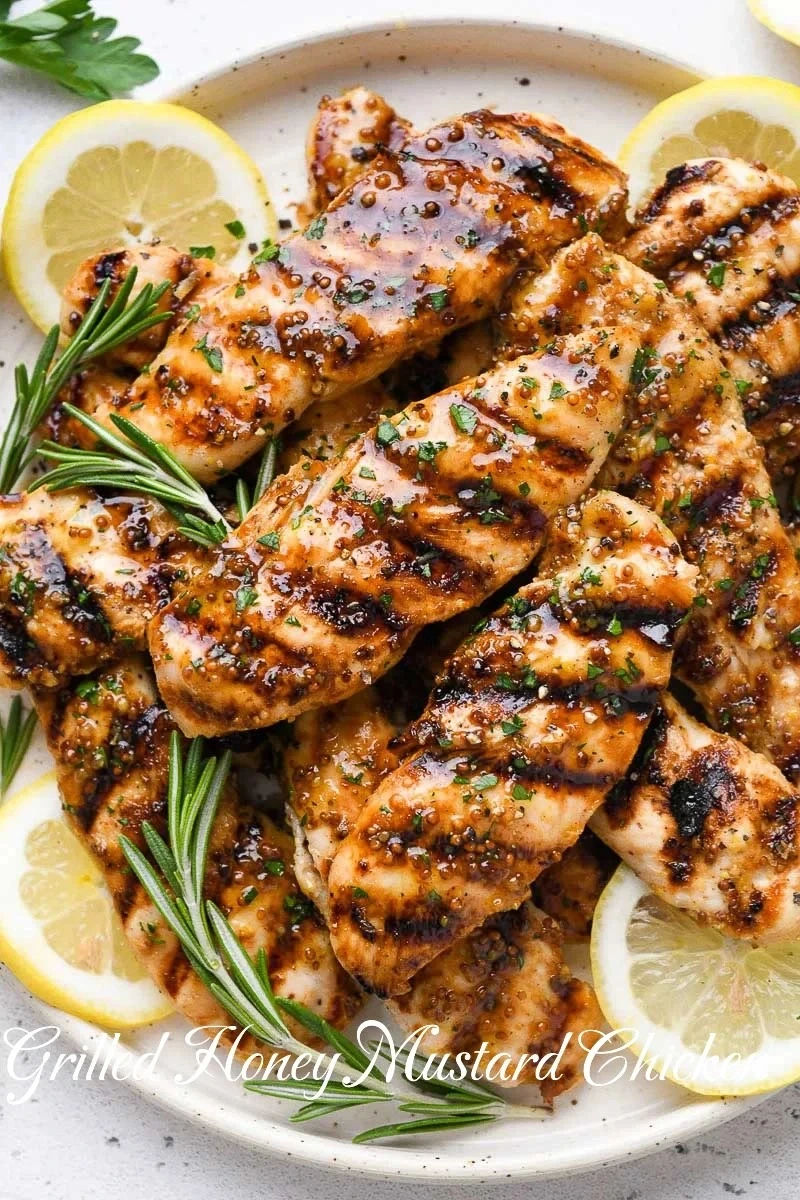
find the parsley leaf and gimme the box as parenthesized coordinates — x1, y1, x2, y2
(0, 2, 159, 101)
(450, 403, 478, 434)
(193, 334, 223, 373)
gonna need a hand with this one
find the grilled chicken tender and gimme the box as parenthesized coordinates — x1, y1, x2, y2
(388, 901, 602, 1102)
(504, 233, 800, 780)
(592, 692, 800, 944)
(60, 243, 199, 372)
(325, 491, 696, 996)
(622, 157, 800, 477)
(149, 330, 628, 737)
(285, 684, 402, 916)
(0, 488, 207, 691)
(67, 111, 626, 482)
(531, 830, 617, 939)
(305, 86, 410, 214)
(33, 657, 362, 1038)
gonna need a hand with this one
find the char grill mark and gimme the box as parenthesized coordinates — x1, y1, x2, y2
(592, 693, 800, 943)
(508, 234, 800, 777)
(34, 657, 363, 1039)
(636, 160, 721, 224)
(150, 333, 628, 737)
(624, 158, 800, 476)
(326, 492, 696, 996)
(82, 109, 627, 484)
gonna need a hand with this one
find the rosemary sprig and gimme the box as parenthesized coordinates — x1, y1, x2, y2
(0, 696, 37, 797)
(120, 735, 533, 1142)
(33, 405, 230, 547)
(0, 267, 171, 494)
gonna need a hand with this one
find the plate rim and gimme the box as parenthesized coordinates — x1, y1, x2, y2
(18, 13, 770, 1183)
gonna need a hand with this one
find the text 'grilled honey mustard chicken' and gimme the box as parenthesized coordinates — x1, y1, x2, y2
(503, 233, 800, 781)
(622, 157, 800, 479)
(32, 657, 363, 1041)
(60, 112, 627, 482)
(325, 491, 696, 996)
(148, 329, 629, 737)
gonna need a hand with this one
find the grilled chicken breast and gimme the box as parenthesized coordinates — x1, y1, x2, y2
(149, 329, 628, 737)
(622, 158, 800, 477)
(388, 901, 602, 1102)
(504, 233, 800, 780)
(33, 657, 362, 1039)
(64, 112, 626, 482)
(284, 658, 603, 1098)
(304, 86, 410, 215)
(592, 692, 800, 943)
(0, 488, 207, 690)
(325, 491, 696, 996)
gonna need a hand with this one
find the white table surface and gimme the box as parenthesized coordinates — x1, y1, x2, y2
(2, 0, 800, 1196)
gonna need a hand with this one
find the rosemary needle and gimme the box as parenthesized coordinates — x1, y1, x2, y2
(0, 696, 37, 798)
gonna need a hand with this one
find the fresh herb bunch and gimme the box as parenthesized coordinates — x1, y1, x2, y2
(0, 266, 171, 494)
(35, 405, 231, 547)
(0, 696, 37, 797)
(0, 1, 158, 100)
(121, 735, 534, 1142)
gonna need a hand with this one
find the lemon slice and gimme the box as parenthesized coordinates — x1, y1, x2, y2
(591, 864, 800, 1096)
(2, 99, 277, 332)
(0, 771, 173, 1028)
(749, 0, 800, 48)
(620, 76, 800, 209)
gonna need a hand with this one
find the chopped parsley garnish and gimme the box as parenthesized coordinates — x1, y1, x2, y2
(630, 346, 660, 389)
(304, 215, 327, 240)
(707, 262, 727, 288)
(193, 334, 223, 373)
(417, 440, 448, 463)
(252, 240, 280, 264)
(428, 289, 449, 312)
(501, 715, 524, 736)
(450, 403, 478, 434)
(235, 584, 258, 612)
(224, 220, 246, 239)
(190, 245, 215, 259)
(586, 663, 604, 680)
(606, 615, 622, 637)
(376, 420, 400, 447)
(472, 773, 498, 792)
(258, 531, 280, 550)
(549, 380, 568, 400)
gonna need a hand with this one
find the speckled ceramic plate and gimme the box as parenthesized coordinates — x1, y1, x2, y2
(0, 13, 769, 1183)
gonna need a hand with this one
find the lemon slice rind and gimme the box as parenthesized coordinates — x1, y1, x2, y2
(2, 99, 276, 333)
(591, 864, 800, 1098)
(619, 75, 800, 210)
(749, 0, 800, 48)
(0, 772, 173, 1030)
